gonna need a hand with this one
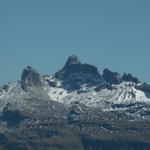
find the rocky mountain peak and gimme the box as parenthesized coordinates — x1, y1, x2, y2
(65, 55, 81, 67)
(20, 66, 42, 91)
(54, 56, 102, 91)
(122, 73, 139, 83)
(102, 68, 122, 84)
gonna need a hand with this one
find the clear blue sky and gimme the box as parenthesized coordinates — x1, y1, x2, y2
(0, 0, 150, 85)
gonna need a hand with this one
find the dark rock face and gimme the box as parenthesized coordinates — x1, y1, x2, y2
(21, 66, 42, 91)
(102, 68, 122, 84)
(55, 55, 102, 91)
(80, 135, 150, 150)
(6, 141, 31, 150)
(2, 105, 26, 127)
(65, 55, 81, 66)
(0, 133, 9, 145)
(122, 73, 139, 83)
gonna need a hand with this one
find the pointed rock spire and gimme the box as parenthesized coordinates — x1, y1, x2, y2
(65, 55, 81, 67)
(21, 66, 42, 91)
(122, 73, 139, 83)
(54, 55, 102, 91)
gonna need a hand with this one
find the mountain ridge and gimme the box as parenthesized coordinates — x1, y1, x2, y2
(1, 55, 150, 107)
(0, 55, 150, 150)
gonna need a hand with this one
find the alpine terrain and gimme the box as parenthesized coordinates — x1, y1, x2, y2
(0, 55, 150, 150)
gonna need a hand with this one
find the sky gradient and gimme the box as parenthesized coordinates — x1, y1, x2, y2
(0, 0, 150, 85)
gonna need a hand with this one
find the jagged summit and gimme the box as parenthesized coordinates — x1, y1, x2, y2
(102, 68, 140, 85)
(102, 68, 122, 85)
(0, 55, 150, 107)
(54, 55, 102, 90)
(0, 56, 150, 150)
(20, 66, 42, 91)
(65, 55, 81, 67)
(122, 73, 139, 83)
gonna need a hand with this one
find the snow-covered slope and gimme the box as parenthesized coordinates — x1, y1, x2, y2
(43, 79, 150, 107)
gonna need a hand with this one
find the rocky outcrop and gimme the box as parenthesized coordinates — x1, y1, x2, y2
(102, 68, 122, 84)
(55, 55, 102, 91)
(122, 73, 139, 83)
(21, 66, 42, 91)
(2, 104, 27, 127)
(65, 55, 81, 66)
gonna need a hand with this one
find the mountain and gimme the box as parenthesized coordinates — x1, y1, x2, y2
(0, 55, 150, 150)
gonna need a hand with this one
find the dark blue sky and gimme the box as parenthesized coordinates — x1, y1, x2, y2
(0, 0, 150, 85)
